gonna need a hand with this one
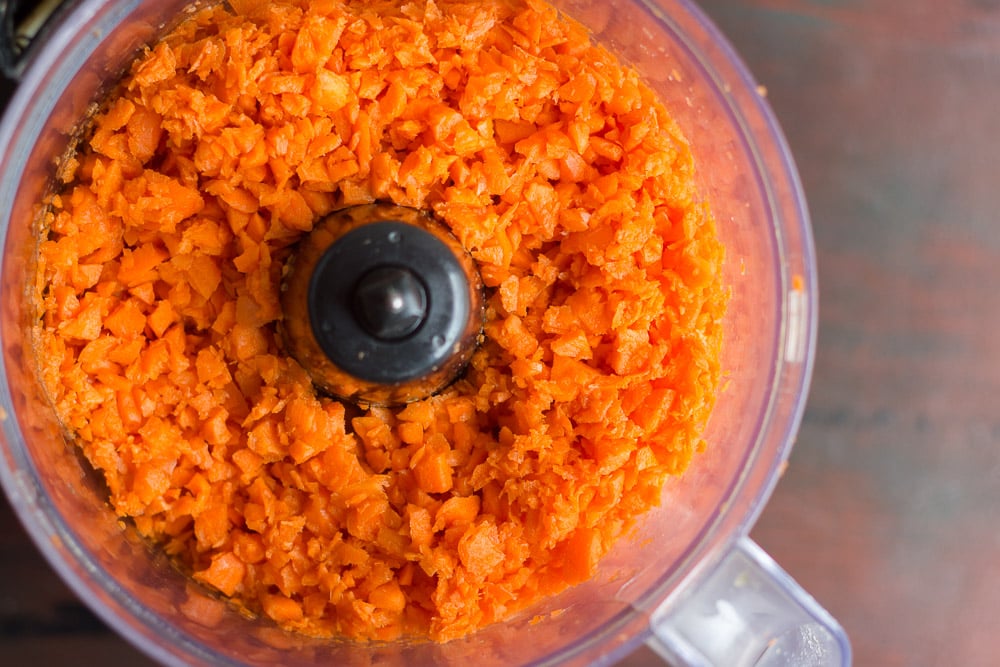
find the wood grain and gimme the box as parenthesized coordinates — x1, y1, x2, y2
(704, 1, 1000, 665)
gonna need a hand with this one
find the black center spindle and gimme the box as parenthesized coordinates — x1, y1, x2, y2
(351, 266, 428, 341)
(281, 204, 484, 406)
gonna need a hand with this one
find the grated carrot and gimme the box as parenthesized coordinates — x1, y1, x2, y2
(33, 0, 726, 643)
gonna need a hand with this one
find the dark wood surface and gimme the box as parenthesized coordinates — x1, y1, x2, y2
(2, 0, 995, 665)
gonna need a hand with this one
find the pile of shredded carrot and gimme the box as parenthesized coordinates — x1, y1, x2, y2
(33, 0, 726, 643)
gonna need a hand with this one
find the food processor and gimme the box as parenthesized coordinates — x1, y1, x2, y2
(0, 0, 852, 664)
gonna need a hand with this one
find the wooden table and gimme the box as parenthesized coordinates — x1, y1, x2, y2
(1, 0, 993, 664)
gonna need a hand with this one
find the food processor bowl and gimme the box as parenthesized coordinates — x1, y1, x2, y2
(0, 0, 850, 665)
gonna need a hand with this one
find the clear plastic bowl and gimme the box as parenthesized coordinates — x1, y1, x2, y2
(0, 0, 850, 665)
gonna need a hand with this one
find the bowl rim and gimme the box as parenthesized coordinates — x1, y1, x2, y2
(0, 0, 817, 665)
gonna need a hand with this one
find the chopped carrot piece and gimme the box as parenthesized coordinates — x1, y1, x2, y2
(194, 551, 246, 597)
(104, 300, 146, 339)
(411, 435, 454, 494)
(262, 593, 304, 623)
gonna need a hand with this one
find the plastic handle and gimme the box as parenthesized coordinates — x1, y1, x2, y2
(647, 537, 851, 666)
(0, 0, 66, 80)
